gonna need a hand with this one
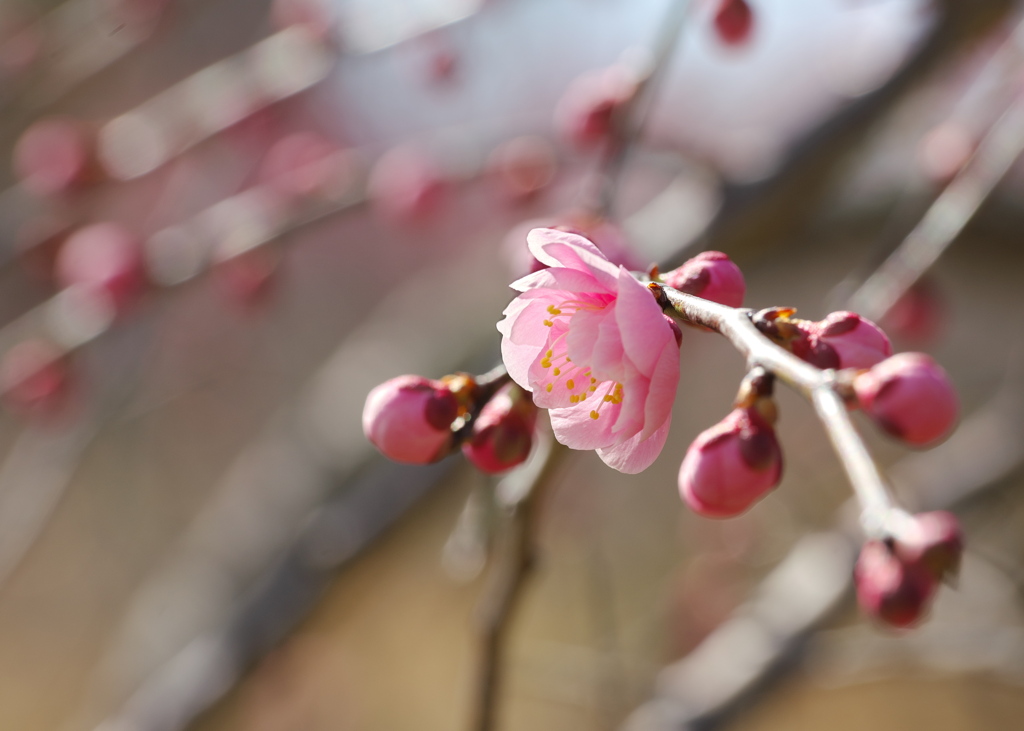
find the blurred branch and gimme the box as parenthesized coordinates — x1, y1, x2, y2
(471, 432, 565, 731)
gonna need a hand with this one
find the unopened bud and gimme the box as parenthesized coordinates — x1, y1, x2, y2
(791, 311, 891, 370)
(679, 407, 782, 518)
(663, 251, 745, 308)
(0, 340, 73, 422)
(855, 540, 936, 628)
(56, 223, 147, 314)
(363, 375, 459, 464)
(555, 65, 640, 149)
(713, 0, 754, 47)
(462, 383, 539, 474)
(853, 352, 958, 447)
(895, 511, 963, 583)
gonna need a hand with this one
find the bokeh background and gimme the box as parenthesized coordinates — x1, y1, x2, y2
(0, 1, 1022, 730)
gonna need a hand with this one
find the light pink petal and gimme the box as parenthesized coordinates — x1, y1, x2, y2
(596, 413, 672, 474)
(611, 367, 647, 439)
(548, 383, 621, 450)
(529, 331, 595, 409)
(510, 267, 604, 294)
(527, 228, 619, 291)
(614, 267, 671, 377)
(565, 306, 607, 367)
(640, 338, 680, 440)
(587, 308, 627, 384)
(498, 292, 565, 388)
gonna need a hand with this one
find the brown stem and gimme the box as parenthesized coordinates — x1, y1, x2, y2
(469, 435, 565, 731)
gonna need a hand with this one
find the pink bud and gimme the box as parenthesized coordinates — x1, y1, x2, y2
(713, 0, 754, 47)
(894, 511, 963, 582)
(854, 353, 958, 447)
(257, 132, 352, 204)
(881, 279, 945, 346)
(214, 249, 280, 312)
(791, 311, 891, 370)
(368, 146, 447, 223)
(662, 251, 745, 308)
(855, 540, 936, 628)
(462, 384, 539, 474)
(0, 340, 73, 422)
(56, 223, 147, 313)
(363, 375, 459, 464)
(679, 407, 782, 518)
(13, 118, 96, 196)
(555, 66, 639, 149)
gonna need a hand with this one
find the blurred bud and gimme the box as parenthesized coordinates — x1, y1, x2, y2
(214, 248, 281, 311)
(713, 0, 754, 47)
(368, 146, 448, 223)
(855, 540, 936, 628)
(462, 383, 539, 474)
(918, 122, 973, 186)
(791, 311, 891, 370)
(56, 223, 147, 314)
(662, 251, 745, 307)
(881, 278, 945, 346)
(363, 375, 459, 464)
(679, 407, 782, 518)
(0, 340, 72, 422)
(555, 65, 640, 149)
(13, 118, 98, 196)
(854, 353, 958, 447)
(487, 136, 557, 203)
(895, 511, 963, 583)
(258, 132, 353, 204)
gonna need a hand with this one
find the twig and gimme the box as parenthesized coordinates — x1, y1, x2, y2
(654, 283, 909, 539)
(470, 432, 566, 731)
(588, 0, 692, 217)
(849, 77, 1024, 321)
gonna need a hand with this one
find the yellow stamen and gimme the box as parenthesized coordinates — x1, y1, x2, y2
(543, 319, 554, 327)
(553, 368, 561, 376)
(590, 410, 600, 420)
(545, 383, 553, 393)
(566, 379, 575, 390)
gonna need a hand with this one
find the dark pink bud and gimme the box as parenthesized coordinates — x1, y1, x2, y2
(368, 146, 447, 223)
(555, 66, 639, 149)
(854, 352, 958, 447)
(363, 375, 459, 464)
(894, 511, 963, 582)
(679, 407, 782, 518)
(14, 118, 96, 196)
(0, 340, 73, 422)
(855, 540, 936, 628)
(55, 223, 147, 313)
(662, 251, 745, 308)
(713, 0, 754, 47)
(792, 311, 891, 370)
(462, 384, 539, 474)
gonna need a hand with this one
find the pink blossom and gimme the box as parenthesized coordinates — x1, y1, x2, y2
(713, 0, 755, 47)
(663, 251, 745, 308)
(363, 375, 458, 464)
(854, 352, 958, 447)
(56, 223, 147, 314)
(498, 228, 680, 474)
(678, 407, 782, 518)
(555, 66, 640, 149)
(791, 311, 891, 370)
(894, 510, 963, 582)
(462, 383, 539, 474)
(855, 540, 936, 629)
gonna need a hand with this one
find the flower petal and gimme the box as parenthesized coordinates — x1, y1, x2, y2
(614, 267, 671, 377)
(510, 266, 607, 294)
(640, 337, 680, 440)
(596, 413, 673, 474)
(498, 291, 565, 389)
(548, 382, 621, 450)
(527, 228, 619, 290)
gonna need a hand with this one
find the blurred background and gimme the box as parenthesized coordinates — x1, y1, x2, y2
(0, 0, 1023, 730)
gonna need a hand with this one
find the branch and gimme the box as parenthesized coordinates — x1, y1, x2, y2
(653, 283, 908, 539)
(470, 432, 566, 731)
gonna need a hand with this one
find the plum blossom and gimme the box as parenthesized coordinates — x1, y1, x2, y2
(497, 228, 680, 473)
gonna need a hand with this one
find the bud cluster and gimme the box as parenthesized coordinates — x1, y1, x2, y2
(362, 371, 539, 475)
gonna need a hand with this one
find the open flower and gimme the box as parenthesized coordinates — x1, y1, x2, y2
(498, 228, 680, 473)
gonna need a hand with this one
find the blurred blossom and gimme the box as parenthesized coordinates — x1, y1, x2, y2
(486, 135, 558, 202)
(14, 119, 97, 196)
(0, 340, 73, 422)
(56, 223, 147, 315)
(258, 132, 355, 204)
(368, 145, 448, 222)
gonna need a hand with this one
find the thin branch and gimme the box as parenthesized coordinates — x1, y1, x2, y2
(849, 73, 1024, 321)
(470, 432, 566, 731)
(654, 283, 907, 539)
